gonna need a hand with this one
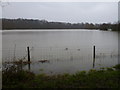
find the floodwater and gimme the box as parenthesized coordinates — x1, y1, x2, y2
(2, 29, 118, 75)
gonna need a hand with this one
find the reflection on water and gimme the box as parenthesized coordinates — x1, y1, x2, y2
(2, 29, 118, 74)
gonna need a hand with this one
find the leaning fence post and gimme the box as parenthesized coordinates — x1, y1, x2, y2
(93, 45, 95, 68)
(27, 46, 30, 62)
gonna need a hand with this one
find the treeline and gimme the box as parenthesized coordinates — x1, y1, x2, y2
(1, 18, 118, 31)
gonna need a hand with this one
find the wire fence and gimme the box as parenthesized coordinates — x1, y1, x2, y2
(2, 45, 119, 74)
(2, 46, 118, 63)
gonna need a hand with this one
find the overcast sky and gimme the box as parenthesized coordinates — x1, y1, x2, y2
(2, 2, 118, 24)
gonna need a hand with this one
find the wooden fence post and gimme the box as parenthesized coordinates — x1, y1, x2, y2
(93, 45, 95, 68)
(27, 46, 31, 70)
(27, 46, 30, 62)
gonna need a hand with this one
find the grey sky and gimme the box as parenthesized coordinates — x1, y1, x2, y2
(2, 2, 118, 24)
(118, 2, 120, 21)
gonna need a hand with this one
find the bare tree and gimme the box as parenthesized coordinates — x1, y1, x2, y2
(0, 0, 9, 8)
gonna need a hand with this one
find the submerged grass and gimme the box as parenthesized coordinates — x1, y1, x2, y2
(2, 64, 120, 88)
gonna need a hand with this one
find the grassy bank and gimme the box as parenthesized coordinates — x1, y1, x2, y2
(3, 64, 120, 88)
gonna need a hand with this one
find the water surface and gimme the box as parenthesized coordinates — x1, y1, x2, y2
(2, 29, 118, 74)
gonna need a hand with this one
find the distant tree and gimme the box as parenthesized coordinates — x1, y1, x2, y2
(1, 18, 118, 31)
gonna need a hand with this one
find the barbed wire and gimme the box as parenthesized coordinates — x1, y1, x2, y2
(18, 46, 34, 61)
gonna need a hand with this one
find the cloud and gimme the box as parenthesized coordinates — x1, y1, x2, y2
(2, 2, 118, 23)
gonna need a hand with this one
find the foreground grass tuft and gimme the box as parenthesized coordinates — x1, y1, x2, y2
(2, 64, 120, 88)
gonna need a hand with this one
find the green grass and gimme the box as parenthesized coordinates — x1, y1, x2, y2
(2, 64, 120, 88)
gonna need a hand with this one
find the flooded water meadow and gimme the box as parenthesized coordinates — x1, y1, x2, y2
(2, 29, 118, 75)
